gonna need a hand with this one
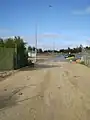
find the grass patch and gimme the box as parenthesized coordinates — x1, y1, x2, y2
(80, 61, 85, 65)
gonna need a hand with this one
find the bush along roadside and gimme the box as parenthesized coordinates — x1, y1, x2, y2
(80, 61, 85, 65)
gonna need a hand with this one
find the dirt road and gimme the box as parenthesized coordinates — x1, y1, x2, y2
(0, 61, 90, 120)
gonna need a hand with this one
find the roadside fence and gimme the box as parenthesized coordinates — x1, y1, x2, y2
(82, 49, 90, 67)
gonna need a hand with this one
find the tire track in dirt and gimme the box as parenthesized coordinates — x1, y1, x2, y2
(16, 70, 51, 120)
(0, 69, 51, 120)
(61, 68, 90, 120)
(1, 62, 90, 120)
(63, 69, 79, 88)
(28, 70, 51, 120)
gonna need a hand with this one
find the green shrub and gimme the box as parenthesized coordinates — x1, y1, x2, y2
(80, 61, 85, 65)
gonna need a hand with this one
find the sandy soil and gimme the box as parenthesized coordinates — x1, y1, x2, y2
(0, 61, 90, 120)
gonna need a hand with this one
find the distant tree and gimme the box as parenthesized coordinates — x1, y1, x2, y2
(14, 36, 26, 48)
(32, 47, 36, 51)
(48, 50, 52, 53)
(85, 46, 90, 50)
(78, 45, 82, 52)
(87, 47, 90, 50)
(0, 38, 4, 47)
(44, 50, 48, 53)
(4, 38, 15, 48)
(80, 44, 83, 48)
(67, 47, 71, 53)
(28, 46, 32, 51)
(73, 48, 77, 53)
(86, 46, 89, 49)
(37, 48, 43, 53)
(60, 49, 65, 53)
(2, 36, 26, 49)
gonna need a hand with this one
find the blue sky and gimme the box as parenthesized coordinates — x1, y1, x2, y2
(0, 0, 90, 49)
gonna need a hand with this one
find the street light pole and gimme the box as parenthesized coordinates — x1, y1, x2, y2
(49, 5, 55, 55)
(53, 41, 55, 54)
(52, 40, 55, 55)
(35, 24, 37, 63)
(34, 5, 53, 61)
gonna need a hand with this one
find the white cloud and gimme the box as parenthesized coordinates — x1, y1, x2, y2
(72, 6, 90, 15)
(39, 33, 61, 39)
(24, 33, 61, 40)
(1, 34, 88, 49)
(19, 33, 63, 44)
(0, 33, 62, 47)
(1, 36, 15, 39)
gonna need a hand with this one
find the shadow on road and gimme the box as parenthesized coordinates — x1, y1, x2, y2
(20, 63, 60, 71)
(0, 92, 17, 110)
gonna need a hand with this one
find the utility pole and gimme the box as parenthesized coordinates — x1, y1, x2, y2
(52, 40, 55, 55)
(49, 5, 55, 56)
(35, 24, 37, 63)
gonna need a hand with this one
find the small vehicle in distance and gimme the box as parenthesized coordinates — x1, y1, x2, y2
(64, 54, 75, 60)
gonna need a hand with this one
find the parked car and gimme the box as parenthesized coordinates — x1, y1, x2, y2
(64, 54, 69, 58)
(64, 54, 75, 60)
